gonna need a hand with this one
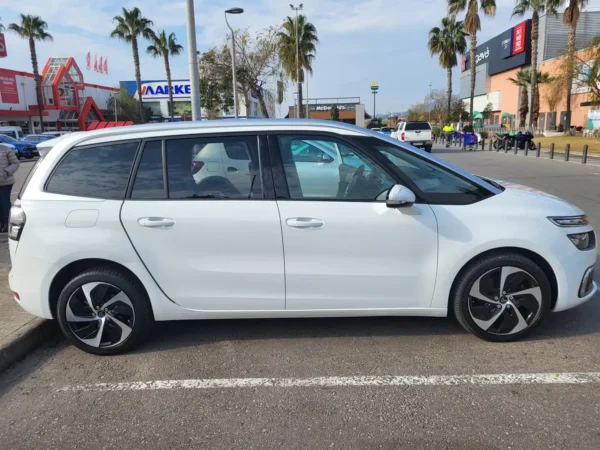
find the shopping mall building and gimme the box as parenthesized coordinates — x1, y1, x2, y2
(0, 58, 117, 133)
(119, 79, 263, 120)
(460, 10, 600, 130)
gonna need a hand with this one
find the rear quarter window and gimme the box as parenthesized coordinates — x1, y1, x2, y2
(46, 141, 138, 199)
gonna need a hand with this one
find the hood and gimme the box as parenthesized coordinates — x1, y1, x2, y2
(483, 176, 584, 217)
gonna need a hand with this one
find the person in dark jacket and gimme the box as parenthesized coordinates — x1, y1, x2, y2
(0, 144, 20, 232)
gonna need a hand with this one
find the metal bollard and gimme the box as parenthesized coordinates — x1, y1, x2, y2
(583, 144, 588, 164)
(503, 139, 508, 153)
(550, 143, 555, 159)
(489, 139, 493, 151)
(536, 142, 541, 157)
(525, 142, 529, 156)
(564, 144, 570, 161)
(514, 142, 518, 155)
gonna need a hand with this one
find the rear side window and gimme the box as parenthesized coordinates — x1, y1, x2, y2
(131, 141, 165, 199)
(404, 122, 431, 131)
(46, 142, 138, 199)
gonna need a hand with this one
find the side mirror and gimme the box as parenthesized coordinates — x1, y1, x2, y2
(386, 184, 416, 208)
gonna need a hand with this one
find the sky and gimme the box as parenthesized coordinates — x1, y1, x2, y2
(1, 0, 599, 117)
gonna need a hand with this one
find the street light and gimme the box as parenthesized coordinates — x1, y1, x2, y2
(290, 4, 303, 118)
(185, 0, 201, 120)
(225, 7, 244, 119)
(428, 82, 432, 122)
(370, 81, 379, 124)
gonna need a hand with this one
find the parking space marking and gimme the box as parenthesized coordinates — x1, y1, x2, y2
(58, 372, 600, 392)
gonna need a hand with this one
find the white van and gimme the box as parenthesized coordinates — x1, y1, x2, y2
(0, 126, 24, 140)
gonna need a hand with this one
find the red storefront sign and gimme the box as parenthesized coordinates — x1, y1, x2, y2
(0, 69, 20, 104)
(512, 22, 526, 55)
(0, 33, 7, 58)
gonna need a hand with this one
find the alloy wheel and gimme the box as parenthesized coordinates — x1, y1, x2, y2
(468, 266, 543, 336)
(66, 282, 135, 348)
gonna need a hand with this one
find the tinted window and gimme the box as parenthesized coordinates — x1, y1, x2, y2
(131, 141, 165, 199)
(404, 122, 431, 131)
(46, 142, 138, 199)
(166, 136, 262, 199)
(277, 135, 395, 200)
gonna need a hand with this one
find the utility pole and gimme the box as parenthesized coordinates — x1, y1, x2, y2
(225, 8, 244, 119)
(291, 4, 303, 118)
(428, 82, 432, 122)
(185, 0, 201, 120)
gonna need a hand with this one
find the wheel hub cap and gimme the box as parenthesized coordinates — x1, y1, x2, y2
(468, 266, 542, 336)
(65, 282, 135, 348)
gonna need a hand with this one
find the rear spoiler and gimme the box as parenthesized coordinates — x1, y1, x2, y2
(35, 135, 70, 157)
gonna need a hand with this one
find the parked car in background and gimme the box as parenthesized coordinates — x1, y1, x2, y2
(391, 121, 434, 152)
(9, 120, 597, 355)
(0, 126, 25, 140)
(21, 134, 55, 144)
(0, 134, 38, 159)
(42, 131, 72, 138)
(380, 127, 393, 136)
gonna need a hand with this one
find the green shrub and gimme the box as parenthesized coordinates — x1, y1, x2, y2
(557, 123, 564, 132)
(479, 131, 489, 139)
(432, 126, 441, 136)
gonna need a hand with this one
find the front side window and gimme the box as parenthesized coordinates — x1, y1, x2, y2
(277, 135, 395, 200)
(166, 135, 262, 199)
(46, 142, 138, 199)
(372, 142, 491, 202)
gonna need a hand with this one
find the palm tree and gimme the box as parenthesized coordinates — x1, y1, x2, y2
(110, 7, 154, 122)
(512, 0, 557, 129)
(277, 15, 319, 118)
(428, 15, 468, 122)
(556, 0, 588, 131)
(8, 15, 53, 133)
(147, 31, 183, 120)
(509, 69, 530, 128)
(448, 0, 496, 122)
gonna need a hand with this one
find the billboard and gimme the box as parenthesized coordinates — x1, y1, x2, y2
(462, 20, 531, 75)
(0, 33, 6, 58)
(137, 81, 192, 100)
(0, 69, 19, 104)
(308, 103, 357, 112)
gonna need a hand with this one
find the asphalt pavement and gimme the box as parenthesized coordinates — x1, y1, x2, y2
(1, 148, 599, 450)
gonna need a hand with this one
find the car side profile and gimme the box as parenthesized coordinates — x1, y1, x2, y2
(9, 120, 597, 355)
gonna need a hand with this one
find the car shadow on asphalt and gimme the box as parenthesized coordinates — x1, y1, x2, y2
(132, 296, 600, 354)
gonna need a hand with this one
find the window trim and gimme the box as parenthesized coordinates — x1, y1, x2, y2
(44, 139, 142, 200)
(267, 131, 411, 203)
(125, 131, 275, 201)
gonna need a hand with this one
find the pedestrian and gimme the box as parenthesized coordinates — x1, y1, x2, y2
(0, 144, 20, 233)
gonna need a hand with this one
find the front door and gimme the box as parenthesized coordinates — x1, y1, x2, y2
(271, 134, 439, 311)
(120, 136, 285, 311)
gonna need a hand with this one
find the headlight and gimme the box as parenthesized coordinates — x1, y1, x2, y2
(568, 231, 595, 250)
(548, 215, 589, 227)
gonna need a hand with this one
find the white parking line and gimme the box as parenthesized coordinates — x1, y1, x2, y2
(58, 372, 600, 392)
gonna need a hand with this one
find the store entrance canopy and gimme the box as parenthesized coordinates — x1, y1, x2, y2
(501, 112, 512, 118)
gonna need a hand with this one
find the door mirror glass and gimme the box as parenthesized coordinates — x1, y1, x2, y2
(320, 153, 334, 163)
(386, 184, 415, 208)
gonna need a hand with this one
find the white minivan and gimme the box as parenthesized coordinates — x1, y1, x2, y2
(0, 126, 24, 140)
(9, 120, 597, 354)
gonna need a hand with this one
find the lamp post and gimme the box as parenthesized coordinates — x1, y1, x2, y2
(370, 81, 379, 124)
(428, 82, 432, 122)
(185, 0, 201, 120)
(225, 7, 244, 119)
(290, 4, 303, 118)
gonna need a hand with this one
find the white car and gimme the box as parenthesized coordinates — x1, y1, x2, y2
(392, 121, 434, 152)
(9, 120, 597, 354)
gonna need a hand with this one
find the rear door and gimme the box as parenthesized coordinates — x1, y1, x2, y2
(120, 135, 285, 311)
(405, 122, 431, 144)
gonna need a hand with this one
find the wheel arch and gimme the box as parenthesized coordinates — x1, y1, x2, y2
(448, 247, 559, 311)
(48, 258, 153, 320)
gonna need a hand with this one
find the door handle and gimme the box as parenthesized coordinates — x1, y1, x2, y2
(138, 217, 175, 229)
(227, 166, 238, 173)
(286, 217, 324, 229)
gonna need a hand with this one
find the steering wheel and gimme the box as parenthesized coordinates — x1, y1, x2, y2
(344, 165, 365, 199)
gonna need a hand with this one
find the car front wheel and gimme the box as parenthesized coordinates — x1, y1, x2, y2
(56, 267, 153, 355)
(452, 252, 551, 342)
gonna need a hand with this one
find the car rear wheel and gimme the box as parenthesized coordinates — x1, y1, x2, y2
(56, 267, 153, 355)
(452, 253, 551, 342)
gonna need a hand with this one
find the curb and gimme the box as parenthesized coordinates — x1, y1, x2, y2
(0, 318, 59, 373)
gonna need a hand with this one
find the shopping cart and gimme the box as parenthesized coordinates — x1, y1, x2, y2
(462, 132, 478, 151)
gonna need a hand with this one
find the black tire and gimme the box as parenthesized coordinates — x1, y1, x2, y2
(56, 266, 153, 355)
(424, 145, 432, 153)
(452, 252, 551, 342)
